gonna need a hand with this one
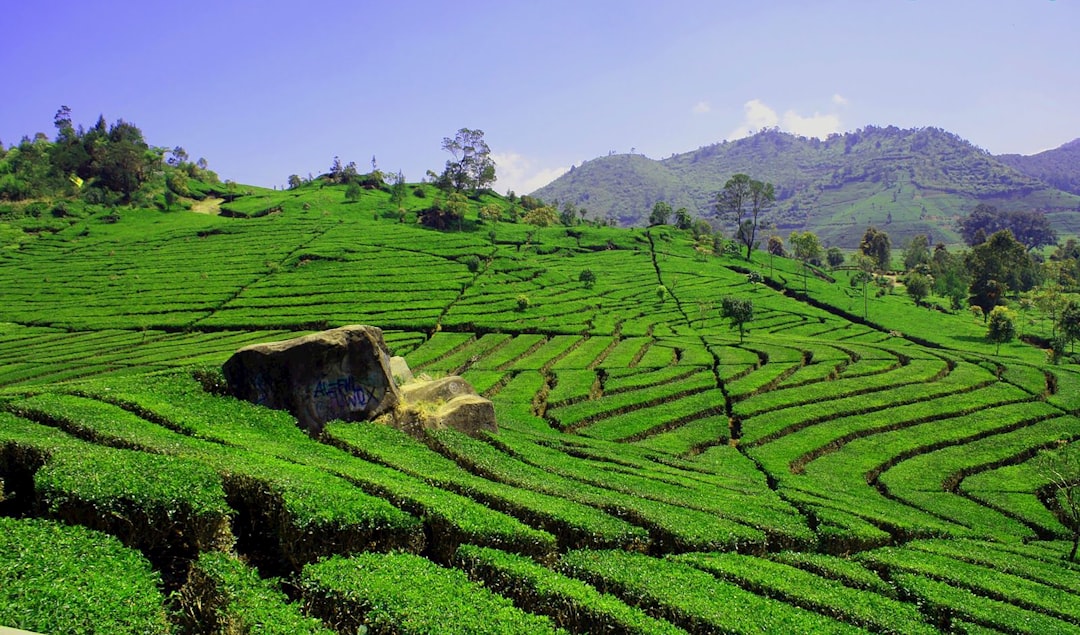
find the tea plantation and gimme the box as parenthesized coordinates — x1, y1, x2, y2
(1, 183, 1078, 634)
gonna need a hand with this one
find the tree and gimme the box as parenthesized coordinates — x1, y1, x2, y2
(440, 128, 496, 194)
(478, 204, 502, 223)
(344, 181, 362, 202)
(522, 206, 558, 226)
(720, 296, 754, 343)
(1034, 283, 1068, 339)
(1035, 440, 1080, 562)
(287, 174, 303, 189)
(673, 207, 692, 230)
(649, 201, 672, 226)
(766, 234, 784, 276)
(560, 202, 579, 226)
(789, 230, 822, 293)
(715, 174, 775, 260)
(903, 234, 931, 271)
(959, 203, 999, 246)
(389, 171, 407, 208)
(960, 204, 1057, 250)
(444, 192, 469, 230)
(859, 226, 891, 271)
(826, 247, 845, 268)
(930, 243, 970, 310)
(986, 306, 1016, 354)
(1061, 301, 1080, 353)
(579, 269, 596, 289)
(166, 145, 189, 167)
(767, 235, 785, 257)
(905, 272, 932, 307)
(89, 119, 155, 200)
(851, 254, 876, 319)
(965, 230, 1034, 318)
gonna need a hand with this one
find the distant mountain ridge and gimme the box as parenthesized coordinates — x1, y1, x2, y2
(533, 127, 1080, 248)
(997, 138, 1080, 196)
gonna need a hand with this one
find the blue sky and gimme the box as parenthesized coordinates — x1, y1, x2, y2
(3, 1, 1076, 194)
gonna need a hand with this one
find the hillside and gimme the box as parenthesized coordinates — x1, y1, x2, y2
(1, 183, 1079, 634)
(998, 138, 1080, 196)
(534, 127, 1080, 248)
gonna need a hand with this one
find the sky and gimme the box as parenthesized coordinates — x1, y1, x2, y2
(3, 1, 1077, 195)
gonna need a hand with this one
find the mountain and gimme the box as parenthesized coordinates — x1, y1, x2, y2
(533, 127, 1080, 248)
(997, 138, 1080, 196)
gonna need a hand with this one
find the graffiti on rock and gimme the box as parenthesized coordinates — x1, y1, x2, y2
(310, 375, 380, 420)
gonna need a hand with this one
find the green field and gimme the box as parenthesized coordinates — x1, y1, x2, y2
(1, 182, 1078, 634)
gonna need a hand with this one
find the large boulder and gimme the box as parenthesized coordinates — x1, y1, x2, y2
(222, 325, 401, 433)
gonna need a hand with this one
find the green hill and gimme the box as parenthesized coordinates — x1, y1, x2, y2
(998, 138, 1080, 196)
(534, 127, 1080, 248)
(1, 183, 1079, 634)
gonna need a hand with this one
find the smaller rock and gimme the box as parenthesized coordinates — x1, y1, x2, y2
(399, 376, 476, 404)
(389, 356, 414, 385)
(434, 394, 497, 436)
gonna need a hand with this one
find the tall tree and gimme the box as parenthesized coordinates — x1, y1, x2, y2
(826, 247, 845, 268)
(440, 128, 496, 194)
(905, 272, 932, 307)
(985, 306, 1016, 354)
(965, 230, 1035, 319)
(903, 234, 931, 271)
(715, 174, 775, 260)
(859, 226, 892, 271)
(673, 207, 692, 230)
(959, 204, 1057, 250)
(789, 230, 822, 293)
(649, 201, 672, 226)
(1035, 441, 1080, 562)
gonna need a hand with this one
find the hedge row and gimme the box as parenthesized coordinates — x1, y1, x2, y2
(300, 552, 566, 634)
(559, 549, 863, 634)
(456, 544, 687, 635)
(0, 517, 171, 634)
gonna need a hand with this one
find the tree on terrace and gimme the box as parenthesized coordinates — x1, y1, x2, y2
(859, 226, 891, 271)
(965, 230, 1034, 319)
(440, 128, 496, 194)
(673, 207, 692, 229)
(649, 201, 672, 226)
(715, 174, 775, 260)
(1036, 440, 1080, 562)
(789, 230, 822, 293)
(905, 271, 932, 307)
(985, 306, 1016, 354)
(826, 247, 845, 268)
(903, 234, 932, 271)
(720, 296, 754, 343)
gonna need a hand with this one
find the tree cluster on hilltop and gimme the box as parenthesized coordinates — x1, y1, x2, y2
(0, 106, 220, 208)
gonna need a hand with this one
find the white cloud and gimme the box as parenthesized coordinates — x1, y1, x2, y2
(832, 93, 849, 107)
(782, 110, 843, 138)
(491, 152, 569, 195)
(692, 101, 712, 114)
(728, 99, 780, 138)
(728, 98, 843, 140)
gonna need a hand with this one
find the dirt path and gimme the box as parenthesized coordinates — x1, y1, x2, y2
(190, 197, 224, 214)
